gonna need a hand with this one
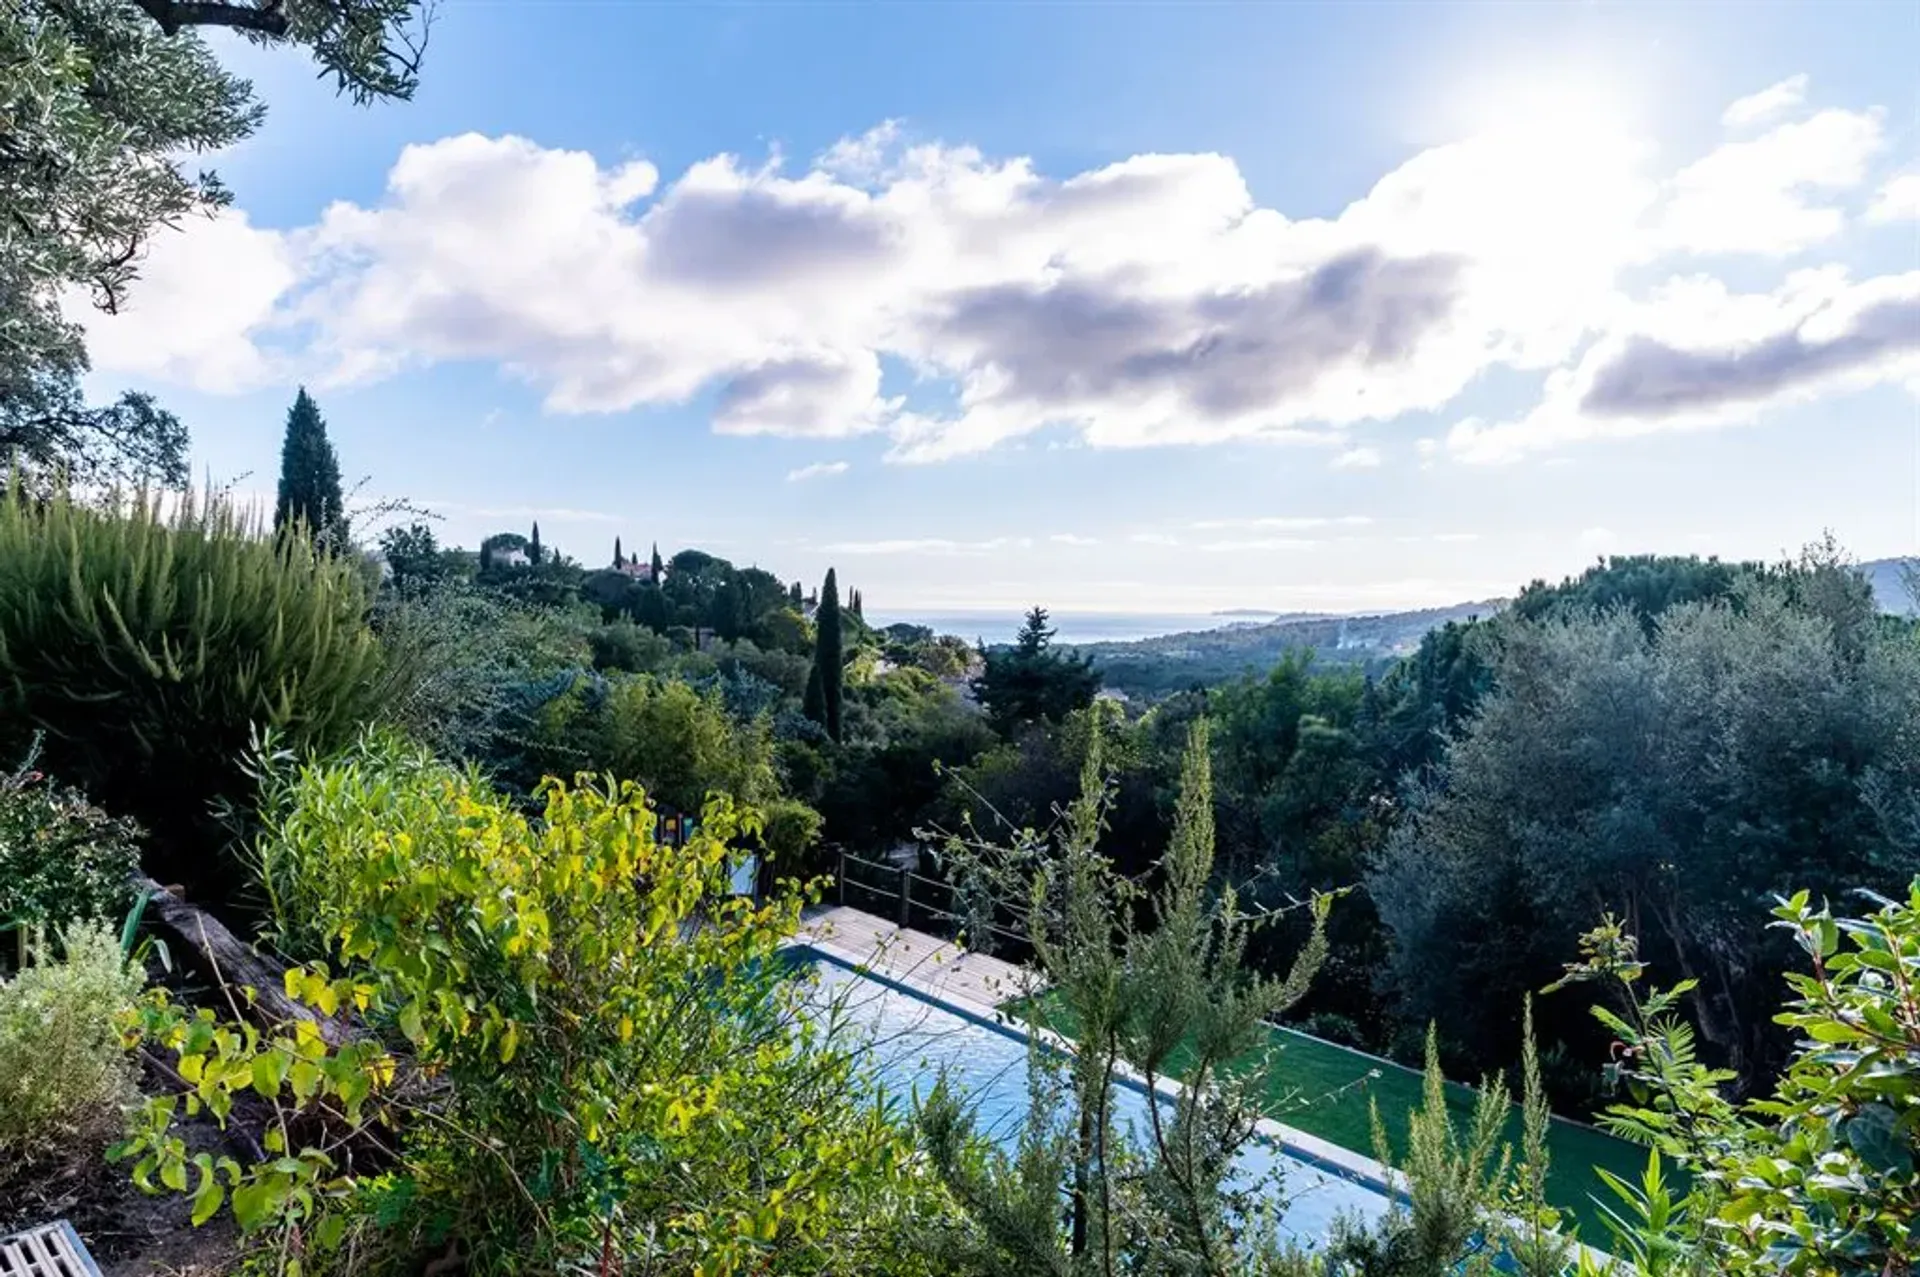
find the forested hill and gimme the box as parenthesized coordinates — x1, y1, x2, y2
(1073, 599, 1502, 698)
(1080, 555, 1916, 699)
(1865, 556, 1918, 614)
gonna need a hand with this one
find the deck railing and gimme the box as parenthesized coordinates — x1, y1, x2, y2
(830, 848, 1029, 952)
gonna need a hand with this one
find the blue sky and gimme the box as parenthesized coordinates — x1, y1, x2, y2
(77, 0, 1920, 615)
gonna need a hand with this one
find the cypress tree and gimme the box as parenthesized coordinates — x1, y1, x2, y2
(614, 536, 624, 568)
(529, 522, 542, 566)
(811, 568, 844, 742)
(650, 542, 664, 582)
(273, 388, 345, 546)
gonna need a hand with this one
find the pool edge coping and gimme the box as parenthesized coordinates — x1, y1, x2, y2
(785, 933, 1404, 1202)
(785, 926, 1620, 1271)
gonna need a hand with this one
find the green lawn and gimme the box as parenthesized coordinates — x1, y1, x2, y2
(1011, 994, 1653, 1242)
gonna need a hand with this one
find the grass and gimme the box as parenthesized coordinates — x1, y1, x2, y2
(1011, 992, 1652, 1243)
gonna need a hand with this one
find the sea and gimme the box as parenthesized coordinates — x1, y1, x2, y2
(865, 611, 1279, 647)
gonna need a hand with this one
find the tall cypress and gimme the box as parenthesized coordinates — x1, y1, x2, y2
(650, 542, 664, 582)
(613, 536, 624, 568)
(529, 522, 542, 566)
(273, 388, 344, 545)
(811, 568, 844, 742)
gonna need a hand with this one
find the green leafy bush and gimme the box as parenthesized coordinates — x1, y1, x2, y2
(0, 922, 145, 1158)
(0, 740, 141, 954)
(124, 736, 942, 1274)
(1551, 883, 1920, 1275)
(0, 484, 396, 900)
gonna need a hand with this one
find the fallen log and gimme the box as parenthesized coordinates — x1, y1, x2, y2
(134, 875, 355, 1047)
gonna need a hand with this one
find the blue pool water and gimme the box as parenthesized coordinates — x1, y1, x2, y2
(795, 949, 1393, 1246)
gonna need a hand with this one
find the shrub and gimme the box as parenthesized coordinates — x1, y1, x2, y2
(123, 738, 941, 1274)
(0, 740, 142, 958)
(1551, 884, 1920, 1275)
(0, 922, 145, 1158)
(0, 484, 396, 901)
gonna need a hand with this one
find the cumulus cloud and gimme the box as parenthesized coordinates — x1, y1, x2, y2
(1721, 74, 1809, 128)
(72, 75, 1907, 467)
(1649, 108, 1885, 256)
(785, 461, 849, 482)
(66, 209, 294, 392)
(1447, 270, 1920, 462)
(1050, 533, 1099, 546)
(1868, 174, 1920, 223)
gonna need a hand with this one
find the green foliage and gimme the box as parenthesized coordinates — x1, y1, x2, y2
(588, 617, 672, 673)
(0, 483, 395, 898)
(376, 521, 466, 593)
(810, 568, 846, 742)
(923, 715, 1336, 1274)
(972, 607, 1100, 734)
(0, 921, 144, 1159)
(1549, 885, 1920, 1276)
(0, 0, 424, 485)
(125, 738, 937, 1273)
(273, 388, 347, 546)
(1324, 1028, 1511, 1277)
(0, 740, 142, 950)
(1371, 581, 1920, 1089)
(592, 674, 778, 815)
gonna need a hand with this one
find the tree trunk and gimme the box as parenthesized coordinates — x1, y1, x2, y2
(135, 876, 355, 1047)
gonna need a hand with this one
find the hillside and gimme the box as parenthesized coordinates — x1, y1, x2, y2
(1081, 556, 1916, 699)
(1865, 556, 1918, 615)
(1074, 598, 1504, 698)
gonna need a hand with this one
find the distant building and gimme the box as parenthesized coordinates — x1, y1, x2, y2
(614, 559, 657, 581)
(492, 546, 530, 568)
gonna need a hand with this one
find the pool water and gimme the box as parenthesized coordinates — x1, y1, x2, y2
(795, 949, 1393, 1246)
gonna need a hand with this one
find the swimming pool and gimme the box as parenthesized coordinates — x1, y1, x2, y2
(791, 945, 1394, 1246)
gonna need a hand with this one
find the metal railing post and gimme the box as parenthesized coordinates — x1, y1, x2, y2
(837, 849, 847, 906)
(897, 866, 911, 929)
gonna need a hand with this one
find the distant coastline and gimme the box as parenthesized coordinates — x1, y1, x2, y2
(866, 611, 1239, 646)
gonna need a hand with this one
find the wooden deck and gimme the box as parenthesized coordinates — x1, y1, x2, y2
(798, 905, 1037, 1020)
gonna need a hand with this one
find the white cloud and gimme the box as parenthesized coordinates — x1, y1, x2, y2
(422, 500, 623, 524)
(1189, 515, 1372, 531)
(817, 536, 1032, 556)
(1129, 532, 1181, 546)
(1721, 74, 1809, 128)
(66, 209, 295, 392)
(1050, 533, 1099, 546)
(1649, 108, 1885, 256)
(1447, 269, 1920, 462)
(70, 79, 1903, 468)
(1867, 174, 1920, 224)
(1199, 538, 1321, 552)
(1577, 527, 1619, 553)
(785, 460, 850, 482)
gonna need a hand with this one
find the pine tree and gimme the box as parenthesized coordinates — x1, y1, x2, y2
(614, 536, 624, 568)
(529, 522, 542, 566)
(808, 568, 845, 742)
(273, 388, 345, 546)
